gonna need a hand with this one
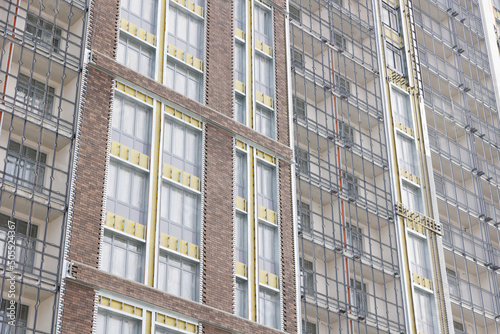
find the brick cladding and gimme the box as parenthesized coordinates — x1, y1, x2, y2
(68, 262, 287, 334)
(205, 0, 234, 117)
(279, 162, 297, 334)
(62, 0, 297, 333)
(60, 281, 95, 333)
(202, 124, 235, 313)
(274, 10, 290, 147)
(68, 67, 113, 267)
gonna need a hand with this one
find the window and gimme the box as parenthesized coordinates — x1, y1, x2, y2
(494, 0, 500, 10)
(0, 300, 28, 333)
(407, 233, 432, 279)
(340, 122, 354, 147)
(234, 0, 246, 30)
(289, 4, 301, 22)
(5, 140, 46, 191)
(259, 289, 279, 329)
(121, 0, 157, 33)
(254, 5, 272, 46)
(391, 87, 412, 128)
(168, 7, 203, 59)
(342, 172, 358, 199)
(117, 36, 154, 78)
(446, 268, 459, 297)
(257, 162, 276, 210)
(258, 224, 277, 274)
(158, 253, 197, 301)
(236, 152, 247, 199)
(293, 96, 306, 119)
(302, 319, 316, 334)
(236, 214, 247, 263)
(235, 42, 245, 82)
(160, 183, 199, 244)
(96, 309, 141, 334)
(25, 13, 61, 52)
(101, 230, 144, 282)
(296, 148, 309, 174)
(333, 32, 346, 50)
(255, 54, 273, 97)
(166, 60, 202, 102)
(301, 258, 314, 296)
(350, 279, 367, 315)
(0, 214, 37, 273)
(235, 94, 246, 124)
(255, 106, 274, 139)
(334, 73, 350, 97)
(381, 4, 399, 32)
(113, 94, 151, 155)
(386, 43, 404, 74)
(401, 181, 423, 213)
(16, 74, 55, 117)
(453, 321, 465, 334)
(236, 278, 247, 318)
(163, 118, 201, 177)
(397, 134, 418, 176)
(346, 223, 362, 255)
(107, 161, 149, 224)
(298, 202, 311, 232)
(291, 48, 304, 70)
(413, 289, 436, 334)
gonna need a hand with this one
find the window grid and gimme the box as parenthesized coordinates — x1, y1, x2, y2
(16, 73, 55, 118)
(0, 214, 37, 274)
(160, 183, 200, 245)
(258, 288, 279, 329)
(386, 43, 404, 74)
(236, 278, 248, 318)
(381, 3, 399, 32)
(256, 161, 276, 210)
(254, 54, 273, 98)
(167, 6, 203, 59)
(121, 0, 157, 34)
(0, 300, 28, 332)
(236, 213, 247, 264)
(101, 230, 144, 283)
(163, 117, 202, 177)
(236, 152, 247, 199)
(96, 309, 141, 334)
(258, 223, 277, 275)
(166, 60, 202, 103)
(107, 160, 149, 225)
(25, 12, 62, 52)
(301, 258, 314, 296)
(5, 140, 46, 191)
(254, 4, 272, 46)
(113, 94, 152, 155)
(117, 36, 154, 78)
(158, 253, 198, 301)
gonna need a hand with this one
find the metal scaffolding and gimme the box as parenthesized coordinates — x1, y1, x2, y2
(0, 0, 87, 332)
(290, 0, 406, 332)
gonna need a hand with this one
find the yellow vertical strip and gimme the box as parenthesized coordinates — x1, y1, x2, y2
(248, 146, 256, 321)
(146, 311, 152, 334)
(158, 0, 167, 83)
(147, 100, 162, 286)
(247, 0, 254, 128)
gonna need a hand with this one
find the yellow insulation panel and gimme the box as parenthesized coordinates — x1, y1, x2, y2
(156, 312, 198, 333)
(105, 212, 146, 239)
(159, 232, 199, 259)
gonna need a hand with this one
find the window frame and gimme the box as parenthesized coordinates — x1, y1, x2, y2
(117, 35, 155, 78)
(5, 140, 47, 191)
(256, 161, 276, 211)
(0, 300, 28, 332)
(296, 148, 309, 174)
(381, 3, 399, 33)
(16, 73, 55, 118)
(334, 73, 350, 97)
(258, 223, 278, 275)
(293, 95, 306, 119)
(96, 308, 142, 334)
(112, 93, 152, 155)
(254, 53, 274, 98)
(120, 0, 157, 34)
(101, 229, 145, 283)
(166, 59, 203, 103)
(25, 12, 62, 53)
(158, 252, 199, 301)
(386, 43, 404, 75)
(349, 278, 368, 315)
(235, 278, 248, 318)
(106, 160, 149, 225)
(289, 4, 301, 22)
(255, 105, 275, 139)
(301, 258, 314, 296)
(291, 48, 304, 71)
(258, 287, 279, 329)
(167, 5, 204, 59)
(298, 201, 311, 232)
(391, 85, 413, 129)
(254, 3, 272, 46)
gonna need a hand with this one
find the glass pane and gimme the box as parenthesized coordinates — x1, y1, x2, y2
(123, 101, 135, 135)
(167, 265, 181, 295)
(169, 187, 183, 223)
(117, 167, 131, 203)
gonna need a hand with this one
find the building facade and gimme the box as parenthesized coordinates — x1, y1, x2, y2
(0, 0, 500, 333)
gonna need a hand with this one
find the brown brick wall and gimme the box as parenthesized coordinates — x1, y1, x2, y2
(202, 125, 234, 313)
(67, 262, 286, 334)
(60, 281, 95, 334)
(205, 0, 234, 117)
(86, 0, 120, 58)
(274, 10, 290, 147)
(279, 161, 297, 334)
(89, 52, 293, 161)
(68, 67, 113, 267)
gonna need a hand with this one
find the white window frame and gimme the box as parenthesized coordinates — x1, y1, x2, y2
(167, 5, 204, 59)
(158, 252, 199, 301)
(256, 160, 276, 210)
(254, 3, 272, 46)
(255, 105, 275, 139)
(258, 223, 278, 275)
(381, 3, 399, 33)
(166, 59, 203, 103)
(386, 43, 404, 75)
(258, 287, 280, 329)
(96, 307, 142, 334)
(117, 35, 155, 78)
(391, 84, 414, 129)
(120, 0, 158, 34)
